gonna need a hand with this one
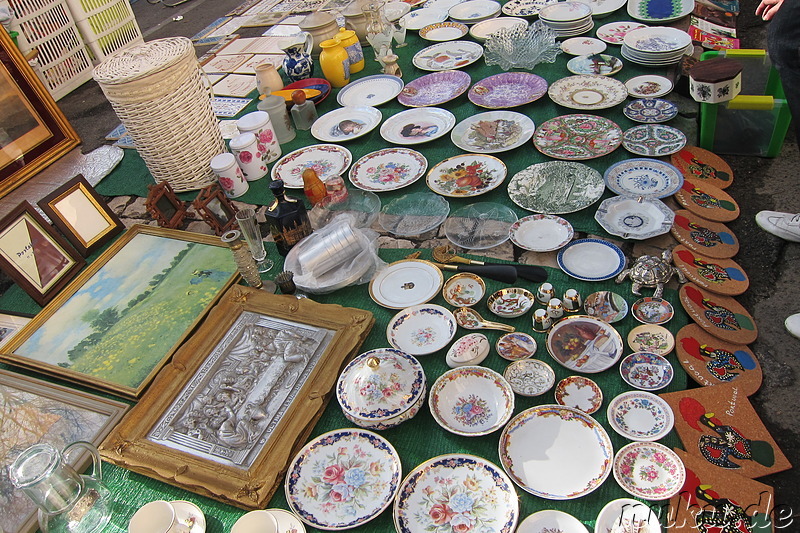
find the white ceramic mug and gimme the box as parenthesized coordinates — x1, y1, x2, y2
(230, 132, 268, 182)
(231, 510, 279, 533)
(210, 152, 249, 198)
(236, 111, 282, 165)
(128, 500, 190, 533)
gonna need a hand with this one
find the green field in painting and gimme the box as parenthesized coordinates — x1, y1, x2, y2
(68, 245, 233, 389)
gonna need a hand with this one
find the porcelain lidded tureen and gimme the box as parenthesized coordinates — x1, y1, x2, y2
(336, 348, 427, 430)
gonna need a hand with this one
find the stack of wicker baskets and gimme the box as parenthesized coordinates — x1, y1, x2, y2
(93, 37, 224, 191)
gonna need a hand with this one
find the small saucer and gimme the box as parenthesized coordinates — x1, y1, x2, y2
(496, 332, 537, 361)
(265, 509, 306, 533)
(632, 297, 674, 324)
(170, 501, 206, 533)
(442, 272, 486, 307)
(583, 290, 628, 323)
(554, 375, 603, 414)
(619, 351, 674, 391)
(487, 287, 535, 318)
(503, 359, 555, 397)
(627, 324, 675, 355)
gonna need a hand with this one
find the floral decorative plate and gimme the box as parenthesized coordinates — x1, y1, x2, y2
(548, 74, 628, 110)
(604, 157, 684, 198)
(517, 510, 589, 533)
(401, 7, 448, 30)
(310, 106, 382, 142)
(507, 161, 605, 214)
(557, 238, 626, 282)
(266, 509, 306, 533)
(546, 314, 624, 373)
(468, 72, 548, 109)
(499, 404, 613, 499)
(503, 359, 556, 396)
(336, 75, 405, 107)
(627, 324, 674, 355)
(539, 0, 592, 21)
(502, 0, 558, 16)
(397, 70, 471, 107)
(561, 36, 607, 55)
(594, 499, 662, 533)
(619, 351, 674, 390)
(369, 259, 444, 309)
(419, 21, 468, 41)
(624, 98, 678, 123)
(632, 297, 674, 324)
(426, 154, 507, 197)
(349, 147, 428, 192)
(594, 195, 675, 240)
(442, 272, 486, 306)
(607, 391, 674, 441)
(429, 366, 514, 436)
(623, 124, 687, 156)
(393, 454, 518, 533)
(595, 20, 648, 44)
(380, 107, 456, 145)
(271, 144, 353, 188)
(509, 214, 574, 252)
(412, 40, 484, 71)
(583, 290, 628, 322)
(487, 287, 535, 318)
(451, 111, 535, 153)
(566, 54, 624, 76)
(496, 332, 537, 361)
(627, 0, 694, 22)
(613, 441, 685, 500)
(170, 500, 206, 533)
(533, 114, 622, 160)
(554, 375, 603, 413)
(284, 429, 401, 530)
(387, 304, 456, 355)
(623, 26, 693, 52)
(625, 74, 673, 99)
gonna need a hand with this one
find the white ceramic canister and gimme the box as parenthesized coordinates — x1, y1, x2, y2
(236, 111, 282, 165)
(210, 153, 249, 198)
(257, 93, 297, 144)
(229, 132, 268, 181)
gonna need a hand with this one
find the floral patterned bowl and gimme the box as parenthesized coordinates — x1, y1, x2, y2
(337, 348, 426, 430)
(429, 366, 515, 436)
(612, 441, 685, 500)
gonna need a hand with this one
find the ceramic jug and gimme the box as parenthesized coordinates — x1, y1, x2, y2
(319, 38, 351, 88)
(9, 441, 113, 533)
(281, 32, 314, 83)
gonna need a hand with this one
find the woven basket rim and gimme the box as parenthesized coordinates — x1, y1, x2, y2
(93, 36, 194, 85)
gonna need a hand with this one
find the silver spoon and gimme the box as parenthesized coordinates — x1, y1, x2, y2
(454, 307, 516, 332)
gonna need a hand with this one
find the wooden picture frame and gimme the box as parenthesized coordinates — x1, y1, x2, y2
(0, 369, 128, 533)
(0, 29, 80, 199)
(100, 285, 374, 509)
(0, 311, 34, 350)
(145, 181, 188, 229)
(2, 225, 239, 399)
(0, 201, 86, 306)
(37, 174, 124, 257)
(193, 183, 239, 235)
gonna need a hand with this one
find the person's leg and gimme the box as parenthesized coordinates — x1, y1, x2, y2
(768, 0, 800, 144)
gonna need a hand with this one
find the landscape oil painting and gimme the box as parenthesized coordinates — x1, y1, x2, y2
(2, 226, 238, 398)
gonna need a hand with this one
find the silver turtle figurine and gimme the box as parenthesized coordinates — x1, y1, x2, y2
(615, 249, 686, 298)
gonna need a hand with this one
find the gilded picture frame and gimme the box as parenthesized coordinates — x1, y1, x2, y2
(37, 174, 124, 257)
(0, 29, 80, 199)
(100, 285, 374, 509)
(2, 225, 239, 398)
(0, 201, 86, 306)
(0, 369, 128, 533)
(0, 311, 33, 350)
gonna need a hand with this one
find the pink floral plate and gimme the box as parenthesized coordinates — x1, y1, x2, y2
(613, 441, 685, 500)
(533, 114, 622, 160)
(271, 144, 353, 189)
(284, 429, 401, 530)
(387, 304, 456, 355)
(394, 454, 519, 532)
(349, 148, 428, 192)
(397, 70, 472, 107)
(426, 154, 507, 197)
(595, 21, 648, 44)
(429, 366, 514, 436)
(468, 72, 548, 109)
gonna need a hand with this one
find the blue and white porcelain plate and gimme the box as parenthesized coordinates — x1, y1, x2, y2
(623, 124, 687, 157)
(557, 238, 626, 281)
(607, 391, 674, 441)
(623, 98, 678, 123)
(603, 157, 683, 198)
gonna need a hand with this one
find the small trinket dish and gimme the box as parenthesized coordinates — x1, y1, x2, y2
(627, 324, 675, 355)
(487, 287, 535, 318)
(583, 290, 628, 322)
(496, 332, 537, 360)
(446, 333, 490, 368)
(442, 272, 486, 307)
(619, 351, 674, 391)
(607, 391, 675, 441)
(632, 297, 674, 324)
(594, 499, 662, 533)
(554, 375, 603, 414)
(429, 366, 514, 436)
(503, 359, 555, 397)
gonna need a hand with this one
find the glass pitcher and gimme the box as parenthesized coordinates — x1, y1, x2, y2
(8, 442, 113, 533)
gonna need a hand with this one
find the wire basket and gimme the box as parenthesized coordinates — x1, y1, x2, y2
(93, 37, 225, 191)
